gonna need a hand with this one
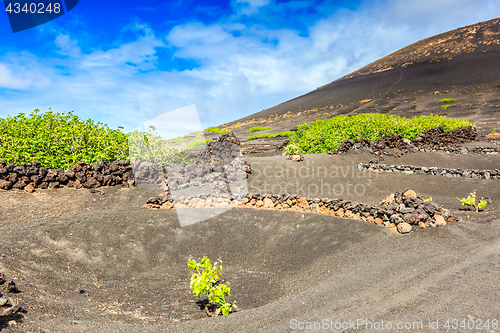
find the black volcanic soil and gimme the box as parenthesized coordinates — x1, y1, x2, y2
(1, 147, 499, 332)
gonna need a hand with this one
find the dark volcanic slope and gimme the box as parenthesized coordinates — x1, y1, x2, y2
(229, 18, 500, 130)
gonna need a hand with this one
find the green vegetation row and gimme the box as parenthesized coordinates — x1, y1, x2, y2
(249, 126, 271, 133)
(204, 127, 231, 134)
(0, 109, 190, 169)
(284, 113, 473, 155)
(247, 131, 295, 140)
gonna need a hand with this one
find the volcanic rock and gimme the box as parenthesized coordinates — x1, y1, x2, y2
(397, 223, 412, 234)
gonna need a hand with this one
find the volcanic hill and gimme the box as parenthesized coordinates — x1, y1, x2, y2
(213, 17, 500, 145)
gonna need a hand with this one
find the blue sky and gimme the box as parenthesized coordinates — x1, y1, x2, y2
(1, 0, 500, 136)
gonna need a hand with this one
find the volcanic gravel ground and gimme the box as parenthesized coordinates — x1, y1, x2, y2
(1, 148, 499, 332)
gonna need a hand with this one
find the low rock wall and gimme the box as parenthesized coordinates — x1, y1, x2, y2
(358, 163, 500, 179)
(145, 189, 459, 234)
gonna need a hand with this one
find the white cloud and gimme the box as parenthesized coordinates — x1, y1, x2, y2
(55, 33, 81, 58)
(1, 0, 500, 133)
(232, 0, 271, 15)
(0, 52, 51, 90)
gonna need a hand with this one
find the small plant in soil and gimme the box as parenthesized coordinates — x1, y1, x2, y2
(458, 190, 488, 213)
(188, 256, 236, 316)
(423, 197, 432, 202)
(249, 126, 272, 133)
(438, 98, 456, 103)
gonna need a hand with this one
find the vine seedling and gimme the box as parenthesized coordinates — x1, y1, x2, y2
(458, 190, 488, 213)
(187, 256, 236, 316)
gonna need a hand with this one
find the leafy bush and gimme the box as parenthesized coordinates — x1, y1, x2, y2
(438, 98, 456, 103)
(205, 127, 220, 133)
(0, 109, 193, 169)
(249, 126, 272, 133)
(284, 113, 473, 155)
(459, 190, 488, 213)
(219, 129, 231, 134)
(187, 139, 211, 149)
(188, 256, 236, 316)
(170, 137, 186, 143)
(235, 126, 241, 129)
(440, 105, 450, 109)
(0, 109, 130, 169)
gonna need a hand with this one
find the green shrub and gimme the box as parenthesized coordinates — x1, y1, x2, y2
(440, 105, 450, 109)
(219, 129, 231, 134)
(0, 109, 130, 169)
(459, 190, 489, 213)
(170, 137, 186, 143)
(205, 127, 220, 133)
(0, 108, 193, 169)
(188, 256, 236, 316)
(284, 113, 473, 155)
(438, 98, 456, 103)
(249, 126, 272, 133)
(235, 126, 241, 129)
(187, 139, 211, 149)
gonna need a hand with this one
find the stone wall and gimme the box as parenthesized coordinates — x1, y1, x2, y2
(358, 163, 500, 179)
(144, 189, 459, 234)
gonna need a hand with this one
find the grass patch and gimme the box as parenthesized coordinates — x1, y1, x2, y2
(249, 126, 272, 133)
(187, 139, 211, 149)
(284, 113, 473, 155)
(205, 127, 220, 133)
(235, 126, 241, 129)
(440, 105, 450, 109)
(247, 131, 296, 140)
(219, 129, 231, 134)
(248, 133, 275, 140)
(438, 98, 456, 103)
(170, 137, 187, 143)
(183, 131, 202, 137)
